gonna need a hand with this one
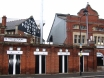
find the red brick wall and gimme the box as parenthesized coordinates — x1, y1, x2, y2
(0, 44, 96, 75)
(65, 4, 104, 45)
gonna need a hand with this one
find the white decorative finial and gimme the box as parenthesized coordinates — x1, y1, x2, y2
(36, 48, 39, 51)
(59, 49, 62, 52)
(87, 2, 89, 5)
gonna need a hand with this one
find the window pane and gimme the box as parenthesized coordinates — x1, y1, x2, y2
(94, 36, 97, 44)
(98, 37, 100, 42)
(74, 35, 77, 43)
(82, 35, 85, 43)
(78, 35, 80, 43)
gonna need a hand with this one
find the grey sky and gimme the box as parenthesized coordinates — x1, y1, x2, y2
(0, 0, 104, 41)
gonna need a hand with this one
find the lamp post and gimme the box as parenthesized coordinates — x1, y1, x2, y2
(83, 9, 89, 46)
(79, 8, 88, 76)
(79, 15, 84, 76)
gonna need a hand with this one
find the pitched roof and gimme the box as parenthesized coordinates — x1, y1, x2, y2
(6, 19, 26, 30)
(57, 13, 67, 20)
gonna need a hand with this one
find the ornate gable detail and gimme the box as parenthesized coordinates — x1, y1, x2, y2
(77, 4, 99, 16)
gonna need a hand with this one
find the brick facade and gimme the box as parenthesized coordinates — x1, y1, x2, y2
(0, 4, 103, 75)
(0, 41, 96, 74)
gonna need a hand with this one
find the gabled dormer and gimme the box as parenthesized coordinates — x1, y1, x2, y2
(77, 3, 99, 22)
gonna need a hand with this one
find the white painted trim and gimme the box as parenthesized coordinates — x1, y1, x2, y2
(13, 55, 16, 75)
(9, 47, 13, 50)
(34, 52, 48, 55)
(62, 55, 64, 73)
(97, 52, 103, 57)
(78, 53, 89, 56)
(58, 52, 70, 55)
(36, 48, 39, 51)
(17, 47, 21, 51)
(7, 51, 23, 54)
(83, 56, 84, 72)
(39, 55, 42, 74)
(42, 48, 46, 51)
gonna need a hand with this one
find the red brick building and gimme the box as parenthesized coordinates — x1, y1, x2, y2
(0, 4, 101, 75)
(48, 4, 104, 71)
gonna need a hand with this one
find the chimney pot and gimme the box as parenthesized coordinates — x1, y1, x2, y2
(2, 16, 7, 26)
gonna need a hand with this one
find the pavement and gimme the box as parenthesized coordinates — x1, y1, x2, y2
(0, 71, 104, 78)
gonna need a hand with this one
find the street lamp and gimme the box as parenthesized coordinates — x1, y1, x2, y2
(79, 15, 84, 76)
(83, 9, 89, 46)
(79, 8, 88, 76)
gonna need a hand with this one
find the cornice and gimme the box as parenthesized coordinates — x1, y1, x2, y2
(66, 20, 104, 25)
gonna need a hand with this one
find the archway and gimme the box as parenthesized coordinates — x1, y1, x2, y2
(97, 52, 103, 66)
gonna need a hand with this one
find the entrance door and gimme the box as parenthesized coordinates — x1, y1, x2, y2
(80, 56, 83, 72)
(35, 55, 39, 74)
(16, 55, 20, 74)
(9, 55, 13, 74)
(97, 52, 103, 66)
(59, 55, 68, 73)
(65, 55, 68, 73)
(35, 55, 46, 74)
(97, 57, 103, 66)
(59, 55, 62, 73)
(42, 55, 45, 73)
(8, 55, 20, 74)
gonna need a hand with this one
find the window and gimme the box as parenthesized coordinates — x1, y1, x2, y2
(82, 35, 85, 43)
(98, 37, 100, 42)
(101, 37, 104, 45)
(93, 27, 104, 31)
(80, 26, 87, 30)
(94, 36, 97, 44)
(78, 35, 80, 43)
(95, 27, 99, 31)
(73, 25, 79, 29)
(74, 35, 77, 43)
(93, 27, 96, 31)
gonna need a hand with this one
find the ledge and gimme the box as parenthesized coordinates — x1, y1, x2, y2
(4, 34, 28, 38)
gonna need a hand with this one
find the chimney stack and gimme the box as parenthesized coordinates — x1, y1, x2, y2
(2, 16, 7, 26)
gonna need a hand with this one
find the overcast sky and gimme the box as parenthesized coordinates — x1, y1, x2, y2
(0, 0, 104, 41)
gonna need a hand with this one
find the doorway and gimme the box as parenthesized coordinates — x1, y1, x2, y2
(97, 52, 103, 66)
(80, 56, 83, 72)
(35, 55, 46, 74)
(59, 55, 68, 73)
(8, 55, 20, 74)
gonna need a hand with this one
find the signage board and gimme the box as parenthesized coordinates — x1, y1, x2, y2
(83, 50, 91, 52)
(34, 52, 48, 55)
(97, 52, 103, 57)
(78, 52, 89, 56)
(7, 50, 23, 54)
(4, 37, 27, 42)
(58, 52, 70, 55)
(97, 45, 104, 48)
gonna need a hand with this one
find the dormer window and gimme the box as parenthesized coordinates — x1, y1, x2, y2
(73, 25, 79, 29)
(80, 26, 87, 30)
(93, 26, 104, 31)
